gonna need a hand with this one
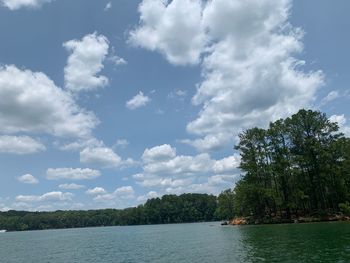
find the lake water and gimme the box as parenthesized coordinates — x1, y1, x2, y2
(1, 221, 350, 262)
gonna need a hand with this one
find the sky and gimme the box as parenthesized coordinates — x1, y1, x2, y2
(0, 0, 349, 211)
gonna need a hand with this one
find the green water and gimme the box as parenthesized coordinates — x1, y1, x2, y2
(0, 221, 349, 262)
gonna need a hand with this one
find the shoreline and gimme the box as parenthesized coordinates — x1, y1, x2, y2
(0, 221, 220, 233)
(223, 214, 350, 226)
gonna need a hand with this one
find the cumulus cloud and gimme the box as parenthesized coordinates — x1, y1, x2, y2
(129, 0, 206, 65)
(132, 0, 324, 151)
(0, 65, 98, 138)
(79, 146, 136, 169)
(17, 174, 39, 184)
(58, 183, 85, 190)
(93, 186, 136, 207)
(16, 191, 73, 202)
(1, 0, 52, 10)
(213, 154, 241, 174)
(0, 135, 45, 154)
(64, 33, 109, 93)
(133, 144, 240, 194)
(86, 187, 107, 195)
(180, 133, 231, 152)
(46, 168, 101, 180)
(126, 91, 150, 110)
(80, 147, 122, 168)
(142, 144, 176, 163)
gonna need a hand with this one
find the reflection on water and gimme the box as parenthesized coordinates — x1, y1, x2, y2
(0, 222, 349, 263)
(235, 222, 350, 262)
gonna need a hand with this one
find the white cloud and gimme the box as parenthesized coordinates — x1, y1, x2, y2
(93, 186, 136, 207)
(168, 89, 187, 99)
(114, 139, 129, 148)
(330, 114, 350, 137)
(213, 154, 241, 174)
(64, 33, 109, 93)
(208, 174, 237, 186)
(126, 91, 150, 110)
(142, 144, 176, 163)
(17, 174, 39, 184)
(320, 90, 340, 106)
(114, 186, 135, 197)
(104, 1, 112, 11)
(132, 0, 324, 151)
(0, 135, 45, 154)
(175, 90, 187, 97)
(187, 30, 323, 148)
(80, 147, 122, 168)
(107, 47, 127, 66)
(163, 181, 235, 195)
(0, 65, 98, 138)
(129, 0, 206, 65)
(330, 114, 346, 127)
(58, 183, 85, 190)
(136, 190, 159, 202)
(141, 144, 239, 177)
(133, 144, 240, 194)
(0, 204, 11, 212)
(86, 187, 106, 195)
(16, 191, 73, 202)
(57, 137, 104, 152)
(143, 152, 213, 177)
(108, 54, 127, 66)
(180, 133, 231, 152)
(46, 168, 101, 180)
(1, 0, 52, 10)
(79, 146, 137, 169)
(11, 201, 87, 211)
(163, 174, 238, 196)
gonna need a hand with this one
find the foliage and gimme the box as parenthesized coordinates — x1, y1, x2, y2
(233, 109, 350, 220)
(339, 202, 350, 216)
(0, 194, 219, 231)
(215, 189, 236, 220)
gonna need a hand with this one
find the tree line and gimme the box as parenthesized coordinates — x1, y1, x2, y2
(0, 193, 221, 231)
(219, 109, 350, 223)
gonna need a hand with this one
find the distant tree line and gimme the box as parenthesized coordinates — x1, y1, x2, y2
(224, 109, 350, 222)
(0, 193, 222, 231)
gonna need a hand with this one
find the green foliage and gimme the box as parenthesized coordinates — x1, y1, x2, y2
(0, 194, 218, 231)
(233, 109, 350, 220)
(339, 202, 350, 216)
(215, 189, 236, 220)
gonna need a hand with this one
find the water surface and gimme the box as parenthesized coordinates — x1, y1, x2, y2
(0, 221, 349, 262)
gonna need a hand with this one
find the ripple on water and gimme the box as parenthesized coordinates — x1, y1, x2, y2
(0, 222, 350, 263)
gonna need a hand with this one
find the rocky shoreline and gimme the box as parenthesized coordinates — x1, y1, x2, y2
(222, 214, 350, 226)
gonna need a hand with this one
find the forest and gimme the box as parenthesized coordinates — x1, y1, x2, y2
(224, 109, 350, 223)
(0, 193, 219, 231)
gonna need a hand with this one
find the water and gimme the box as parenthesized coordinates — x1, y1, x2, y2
(0, 221, 350, 262)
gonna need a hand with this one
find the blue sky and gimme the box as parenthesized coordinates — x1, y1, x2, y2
(0, 0, 349, 211)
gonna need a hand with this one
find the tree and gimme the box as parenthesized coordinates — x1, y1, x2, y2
(216, 189, 236, 220)
(232, 109, 350, 221)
